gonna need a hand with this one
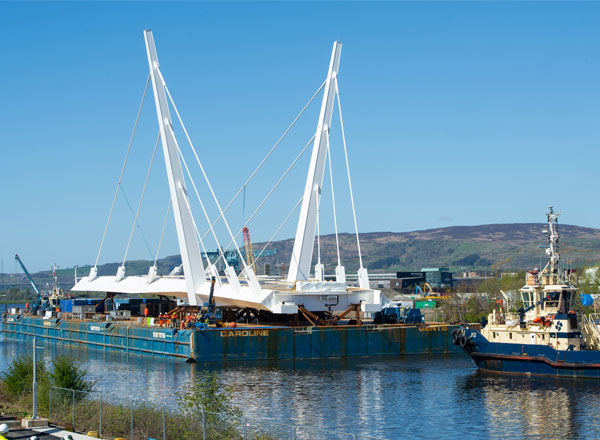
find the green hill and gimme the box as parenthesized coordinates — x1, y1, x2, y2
(3, 223, 600, 295)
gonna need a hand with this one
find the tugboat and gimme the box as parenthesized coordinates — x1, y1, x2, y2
(454, 207, 600, 378)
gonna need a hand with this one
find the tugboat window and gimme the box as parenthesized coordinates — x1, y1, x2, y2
(546, 291, 560, 308)
(560, 292, 572, 314)
(509, 333, 512, 339)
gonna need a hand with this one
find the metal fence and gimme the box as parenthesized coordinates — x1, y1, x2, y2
(48, 386, 382, 440)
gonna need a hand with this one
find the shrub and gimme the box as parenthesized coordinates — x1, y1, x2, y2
(1, 355, 48, 398)
(0, 354, 94, 418)
(50, 355, 94, 394)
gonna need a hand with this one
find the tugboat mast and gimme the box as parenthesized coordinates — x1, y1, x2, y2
(544, 206, 560, 276)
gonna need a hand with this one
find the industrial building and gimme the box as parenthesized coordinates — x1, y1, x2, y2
(390, 268, 453, 292)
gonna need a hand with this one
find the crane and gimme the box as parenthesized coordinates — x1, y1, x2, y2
(14, 254, 44, 313)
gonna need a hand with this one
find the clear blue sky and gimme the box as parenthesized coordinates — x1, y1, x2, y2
(1, 1, 600, 272)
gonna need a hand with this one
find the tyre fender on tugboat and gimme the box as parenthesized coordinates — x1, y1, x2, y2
(452, 329, 460, 345)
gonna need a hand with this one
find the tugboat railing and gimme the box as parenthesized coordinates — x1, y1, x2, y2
(580, 313, 600, 350)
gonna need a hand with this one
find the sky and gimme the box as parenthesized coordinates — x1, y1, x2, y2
(1, 1, 600, 273)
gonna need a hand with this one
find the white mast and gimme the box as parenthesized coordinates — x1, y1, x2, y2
(144, 30, 206, 305)
(287, 41, 342, 282)
(546, 206, 560, 275)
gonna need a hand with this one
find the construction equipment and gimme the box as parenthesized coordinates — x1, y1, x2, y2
(207, 276, 217, 319)
(14, 254, 46, 313)
(416, 282, 435, 295)
(95, 292, 117, 314)
(374, 304, 425, 324)
(243, 227, 255, 269)
(417, 282, 448, 299)
(205, 277, 224, 326)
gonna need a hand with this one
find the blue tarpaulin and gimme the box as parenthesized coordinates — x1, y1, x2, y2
(581, 294, 594, 306)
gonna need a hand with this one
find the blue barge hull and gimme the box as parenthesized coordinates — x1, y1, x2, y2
(2, 314, 461, 362)
(460, 327, 600, 378)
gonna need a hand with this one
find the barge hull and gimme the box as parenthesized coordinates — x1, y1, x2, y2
(2, 315, 461, 362)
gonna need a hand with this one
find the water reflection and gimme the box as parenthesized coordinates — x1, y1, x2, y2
(456, 372, 600, 439)
(3, 336, 600, 439)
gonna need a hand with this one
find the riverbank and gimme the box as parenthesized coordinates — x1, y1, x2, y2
(0, 363, 365, 440)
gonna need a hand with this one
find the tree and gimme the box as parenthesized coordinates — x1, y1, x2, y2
(50, 356, 94, 394)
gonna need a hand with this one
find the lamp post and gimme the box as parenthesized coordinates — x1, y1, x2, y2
(32, 336, 43, 420)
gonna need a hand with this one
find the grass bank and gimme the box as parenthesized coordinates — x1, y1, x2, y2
(0, 356, 276, 440)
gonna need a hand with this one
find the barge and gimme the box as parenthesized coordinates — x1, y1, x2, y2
(1, 32, 467, 362)
(1, 315, 461, 362)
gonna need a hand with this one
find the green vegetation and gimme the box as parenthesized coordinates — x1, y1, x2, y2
(435, 266, 600, 323)
(469, 272, 525, 296)
(437, 273, 526, 323)
(0, 358, 273, 440)
(49, 356, 95, 393)
(578, 264, 600, 295)
(1, 355, 49, 397)
(0, 355, 93, 418)
(0, 287, 35, 304)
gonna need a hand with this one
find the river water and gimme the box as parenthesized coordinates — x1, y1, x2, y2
(2, 335, 600, 439)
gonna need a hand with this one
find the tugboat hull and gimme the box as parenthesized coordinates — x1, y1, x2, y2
(457, 328, 600, 378)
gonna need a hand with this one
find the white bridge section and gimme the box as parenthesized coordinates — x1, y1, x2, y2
(72, 31, 384, 315)
(287, 42, 341, 283)
(72, 275, 383, 313)
(144, 30, 206, 305)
